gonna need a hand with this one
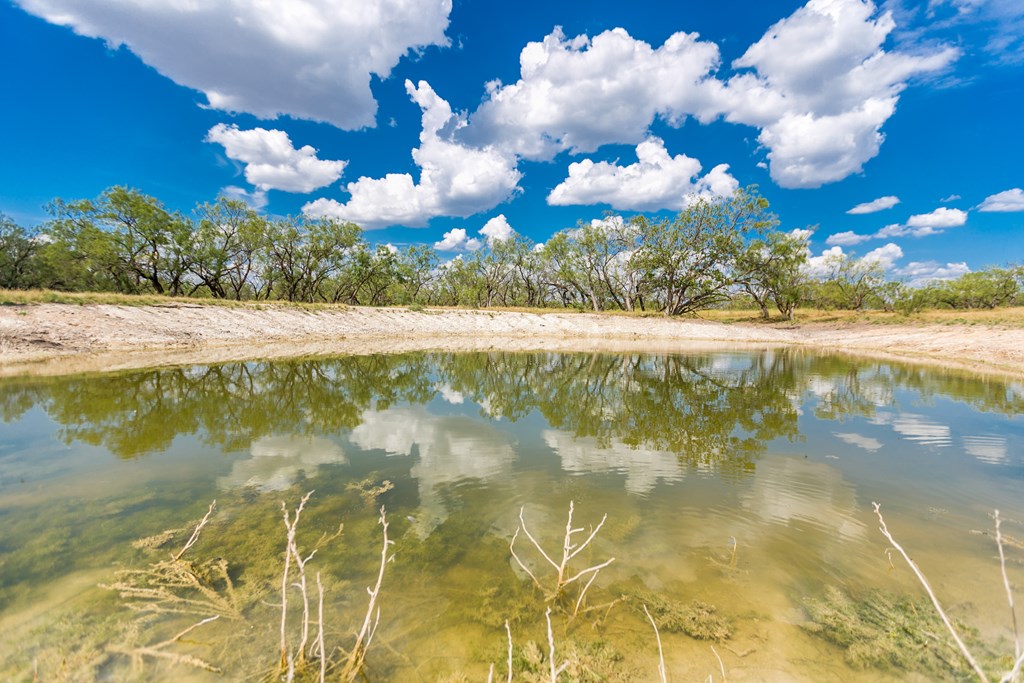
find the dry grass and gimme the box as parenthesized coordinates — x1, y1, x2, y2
(0, 288, 347, 311)
(699, 307, 1024, 328)
(5, 288, 1024, 328)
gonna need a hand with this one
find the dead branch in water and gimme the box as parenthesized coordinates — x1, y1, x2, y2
(173, 500, 216, 561)
(104, 500, 241, 621)
(643, 604, 667, 683)
(510, 501, 615, 615)
(545, 607, 568, 682)
(341, 506, 394, 681)
(873, 502, 1024, 683)
(108, 615, 222, 674)
(280, 490, 317, 670)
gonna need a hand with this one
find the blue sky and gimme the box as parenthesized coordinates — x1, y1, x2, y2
(1, 0, 1022, 281)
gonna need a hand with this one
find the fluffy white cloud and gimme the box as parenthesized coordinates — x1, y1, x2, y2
(862, 242, 903, 269)
(872, 206, 969, 239)
(207, 124, 346, 193)
(434, 227, 482, 252)
(847, 195, 900, 214)
(547, 137, 737, 211)
(219, 185, 268, 210)
(433, 214, 515, 252)
(893, 260, 970, 286)
(874, 222, 938, 238)
(826, 230, 873, 246)
(803, 245, 847, 278)
(304, 81, 522, 229)
(905, 207, 969, 228)
(803, 242, 903, 276)
(941, 194, 962, 202)
(978, 188, 1024, 212)
(14, 0, 452, 129)
(479, 214, 515, 245)
(714, 0, 957, 187)
(459, 0, 955, 191)
(463, 27, 722, 159)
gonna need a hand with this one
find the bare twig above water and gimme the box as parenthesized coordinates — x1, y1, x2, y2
(643, 603, 667, 683)
(872, 502, 990, 682)
(995, 511, 1021, 661)
(510, 501, 615, 615)
(341, 506, 394, 682)
(172, 500, 216, 561)
(873, 501, 1024, 683)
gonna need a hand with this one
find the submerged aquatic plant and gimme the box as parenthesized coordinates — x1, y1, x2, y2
(806, 501, 1024, 683)
(102, 501, 240, 674)
(802, 585, 987, 677)
(633, 590, 733, 641)
(103, 501, 243, 621)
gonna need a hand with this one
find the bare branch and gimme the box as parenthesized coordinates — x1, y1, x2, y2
(995, 510, 1021, 660)
(173, 500, 216, 561)
(873, 502, 991, 683)
(643, 604, 667, 683)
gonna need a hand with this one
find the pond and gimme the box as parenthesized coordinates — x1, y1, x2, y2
(1, 350, 1022, 681)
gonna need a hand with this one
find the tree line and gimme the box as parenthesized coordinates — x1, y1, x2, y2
(1, 185, 1021, 316)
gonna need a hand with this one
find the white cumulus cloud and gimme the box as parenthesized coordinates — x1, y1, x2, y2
(872, 206, 969, 239)
(206, 124, 346, 193)
(894, 260, 970, 286)
(463, 27, 722, 160)
(547, 137, 737, 211)
(460, 0, 955, 190)
(434, 214, 515, 252)
(14, 0, 452, 129)
(847, 195, 901, 214)
(906, 207, 969, 228)
(826, 230, 873, 247)
(803, 242, 903, 277)
(978, 188, 1024, 212)
(803, 245, 847, 278)
(434, 228, 483, 252)
(713, 0, 957, 188)
(862, 242, 904, 269)
(303, 81, 522, 229)
(479, 215, 515, 245)
(874, 222, 938, 238)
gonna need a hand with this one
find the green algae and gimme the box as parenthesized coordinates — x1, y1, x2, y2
(802, 585, 996, 679)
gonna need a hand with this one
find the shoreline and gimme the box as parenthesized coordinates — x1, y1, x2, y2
(2, 303, 1023, 378)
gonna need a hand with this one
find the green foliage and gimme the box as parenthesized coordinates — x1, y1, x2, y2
(802, 586, 992, 678)
(928, 267, 1021, 310)
(633, 591, 732, 640)
(736, 227, 811, 319)
(632, 187, 778, 315)
(7, 184, 1023, 316)
(0, 213, 44, 289)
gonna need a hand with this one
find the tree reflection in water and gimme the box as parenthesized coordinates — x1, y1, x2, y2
(1, 350, 1021, 469)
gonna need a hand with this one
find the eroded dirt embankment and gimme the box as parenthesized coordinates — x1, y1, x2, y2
(1, 303, 1022, 378)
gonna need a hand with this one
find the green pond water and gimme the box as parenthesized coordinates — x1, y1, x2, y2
(0, 350, 1022, 682)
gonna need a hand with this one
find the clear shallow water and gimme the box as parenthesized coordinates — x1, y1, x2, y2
(0, 350, 1022, 681)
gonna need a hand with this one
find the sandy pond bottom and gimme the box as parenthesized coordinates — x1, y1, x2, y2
(0, 350, 1022, 681)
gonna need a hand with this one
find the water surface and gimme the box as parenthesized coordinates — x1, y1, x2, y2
(1, 350, 1022, 681)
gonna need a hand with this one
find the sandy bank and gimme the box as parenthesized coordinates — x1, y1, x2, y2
(1, 303, 1022, 378)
